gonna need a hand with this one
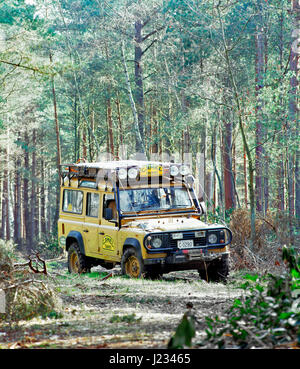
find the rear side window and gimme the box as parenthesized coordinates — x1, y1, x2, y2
(86, 192, 99, 217)
(63, 189, 83, 214)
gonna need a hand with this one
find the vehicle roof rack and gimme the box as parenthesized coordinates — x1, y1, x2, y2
(60, 160, 193, 192)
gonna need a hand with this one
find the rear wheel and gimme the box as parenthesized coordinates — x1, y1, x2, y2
(68, 243, 90, 274)
(121, 248, 144, 278)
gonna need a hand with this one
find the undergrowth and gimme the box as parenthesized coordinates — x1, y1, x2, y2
(168, 245, 300, 349)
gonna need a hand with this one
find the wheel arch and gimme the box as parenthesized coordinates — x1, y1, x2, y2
(122, 238, 142, 260)
(66, 231, 85, 255)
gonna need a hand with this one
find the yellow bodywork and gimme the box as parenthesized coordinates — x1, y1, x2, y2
(58, 185, 168, 263)
(58, 162, 229, 275)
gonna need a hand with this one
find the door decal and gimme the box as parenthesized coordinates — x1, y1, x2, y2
(102, 235, 115, 251)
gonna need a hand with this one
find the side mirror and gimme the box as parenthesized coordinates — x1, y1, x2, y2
(104, 207, 113, 221)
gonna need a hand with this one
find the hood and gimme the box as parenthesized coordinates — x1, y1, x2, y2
(125, 217, 222, 233)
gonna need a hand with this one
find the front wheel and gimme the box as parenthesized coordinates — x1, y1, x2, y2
(121, 248, 144, 278)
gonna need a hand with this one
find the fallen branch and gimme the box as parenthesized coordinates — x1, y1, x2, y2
(100, 272, 113, 281)
(14, 252, 47, 275)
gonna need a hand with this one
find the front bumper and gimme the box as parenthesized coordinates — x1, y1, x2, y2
(144, 248, 229, 266)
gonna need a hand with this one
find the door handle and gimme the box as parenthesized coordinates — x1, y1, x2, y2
(83, 229, 89, 233)
(99, 232, 105, 235)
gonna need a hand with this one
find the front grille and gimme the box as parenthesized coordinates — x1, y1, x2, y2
(169, 231, 206, 248)
(145, 228, 231, 252)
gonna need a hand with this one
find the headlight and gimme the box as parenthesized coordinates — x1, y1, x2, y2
(180, 165, 190, 176)
(118, 168, 127, 180)
(208, 233, 218, 244)
(128, 167, 139, 179)
(152, 238, 162, 248)
(170, 165, 179, 176)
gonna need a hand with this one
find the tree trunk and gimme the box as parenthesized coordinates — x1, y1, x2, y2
(276, 6, 285, 212)
(243, 143, 248, 208)
(23, 130, 31, 251)
(40, 158, 46, 236)
(134, 19, 145, 148)
(89, 103, 95, 161)
(1, 147, 9, 240)
(255, 23, 265, 214)
(47, 172, 51, 236)
(121, 41, 145, 155)
(288, 0, 299, 223)
(31, 129, 37, 244)
(5, 129, 11, 241)
(151, 103, 159, 156)
(116, 96, 124, 159)
(51, 68, 61, 176)
(0, 148, 3, 239)
(50, 53, 61, 233)
(263, 20, 269, 215)
(222, 119, 235, 210)
(74, 93, 78, 162)
(107, 98, 115, 157)
(13, 151, 22, 247)
(290, 0, 300, 219)
(82, 124, 87, 160)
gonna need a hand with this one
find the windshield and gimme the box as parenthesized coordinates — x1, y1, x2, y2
(119, 186, 193, 213)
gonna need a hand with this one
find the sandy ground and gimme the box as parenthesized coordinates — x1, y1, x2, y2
(0, 260, 243, 349)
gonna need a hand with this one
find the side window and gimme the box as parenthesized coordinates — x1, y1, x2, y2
(63, 189, 83, 214)
(86, 192, 99, 217)
(103, 193, 117, 221)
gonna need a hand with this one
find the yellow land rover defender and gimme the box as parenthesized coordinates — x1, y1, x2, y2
(58, 160, 232, 281)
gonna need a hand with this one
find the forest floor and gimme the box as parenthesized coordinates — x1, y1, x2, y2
(0, 257, 245, 349)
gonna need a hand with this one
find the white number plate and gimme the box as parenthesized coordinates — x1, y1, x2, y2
(178, 240, 194, 249)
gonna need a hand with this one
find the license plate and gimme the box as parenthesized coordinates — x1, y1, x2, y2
(178, 240, 194, 249)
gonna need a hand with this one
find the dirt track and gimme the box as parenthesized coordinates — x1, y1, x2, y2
(0, 259, 243, 349)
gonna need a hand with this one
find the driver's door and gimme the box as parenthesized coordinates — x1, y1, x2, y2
(84, 191, 101, 256)
(98, 193, 119, 261)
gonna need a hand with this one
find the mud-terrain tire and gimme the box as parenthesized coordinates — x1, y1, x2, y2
(121, 248, 144, 278)
(198, 254, 229, 283)
(68, 243, 90, 274)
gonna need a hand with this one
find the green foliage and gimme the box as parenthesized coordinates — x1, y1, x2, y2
(168, 312, 196, 349)
(167, 246, 299, 349)
(109, 313, 141, 324)
(199, 246, 300, 348)
(41, 310, 63, 319)
(206, 207, 234, 225)
(0, 239, 15, 266)
(36, 236, 63, 259)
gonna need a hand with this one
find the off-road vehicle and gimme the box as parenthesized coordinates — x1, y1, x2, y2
(58, 160, 232, 281)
